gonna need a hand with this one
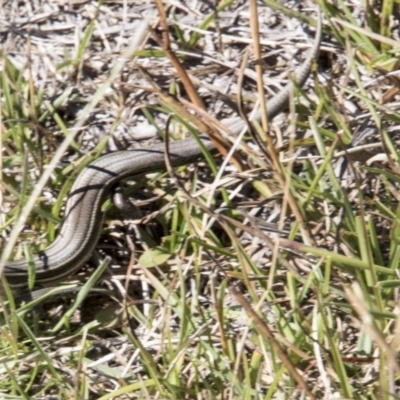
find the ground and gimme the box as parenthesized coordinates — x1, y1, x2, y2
(0, 1, 400, 399)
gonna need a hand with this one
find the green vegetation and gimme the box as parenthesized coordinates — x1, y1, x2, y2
(1, 0, 400, 398)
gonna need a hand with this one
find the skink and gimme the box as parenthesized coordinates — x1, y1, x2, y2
(3, 9, 322, 288)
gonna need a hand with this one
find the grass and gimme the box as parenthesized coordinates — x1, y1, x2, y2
(1, 0, 400, 398)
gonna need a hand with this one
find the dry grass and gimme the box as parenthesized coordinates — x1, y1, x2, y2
(1, 0, 400, 398)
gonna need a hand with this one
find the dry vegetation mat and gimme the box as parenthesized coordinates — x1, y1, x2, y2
(0, 0, 400, 398)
